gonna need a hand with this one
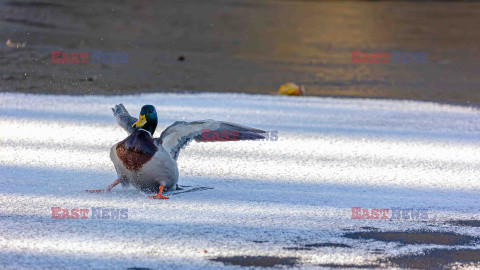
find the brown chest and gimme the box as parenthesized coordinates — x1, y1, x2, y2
(115, 141, 155, 171)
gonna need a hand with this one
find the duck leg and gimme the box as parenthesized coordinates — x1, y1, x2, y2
(148, 185, 169, 199)
(176, 184, 187, 190)
(86, 179, 120, 193)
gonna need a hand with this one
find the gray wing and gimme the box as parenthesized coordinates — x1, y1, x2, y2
(111, 104, 138, 134)
(158, 120, 266, 160)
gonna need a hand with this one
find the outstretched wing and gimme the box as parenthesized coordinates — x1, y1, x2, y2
(111, 104, 138, 134)
(158, 120, 266, 160)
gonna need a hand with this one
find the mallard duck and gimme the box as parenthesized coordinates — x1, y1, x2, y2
(86, 104, 265, 199)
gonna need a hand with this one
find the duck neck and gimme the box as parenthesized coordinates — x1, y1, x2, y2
(142, 119, 157, 136)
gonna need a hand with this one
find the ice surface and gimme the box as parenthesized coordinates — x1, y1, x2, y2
(0, 92, 479, 269)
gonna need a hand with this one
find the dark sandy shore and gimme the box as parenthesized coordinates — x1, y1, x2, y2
(1, 0, 480, 106)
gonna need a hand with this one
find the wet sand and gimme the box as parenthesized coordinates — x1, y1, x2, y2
(1, 0, 480, 105)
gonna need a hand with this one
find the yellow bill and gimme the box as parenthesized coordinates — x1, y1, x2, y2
(132, 114, 147, 128)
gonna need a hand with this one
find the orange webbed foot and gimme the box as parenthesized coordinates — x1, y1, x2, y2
(86, 179, 120, 194)
(148, 185, 169, 199)
(86, 189, 106, 193)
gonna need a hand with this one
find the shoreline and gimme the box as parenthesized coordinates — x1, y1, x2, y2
(2, 89, 479, 109)
(2, 0, 480, 107)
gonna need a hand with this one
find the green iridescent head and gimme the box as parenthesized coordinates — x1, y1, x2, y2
(132, 105, 158, 135)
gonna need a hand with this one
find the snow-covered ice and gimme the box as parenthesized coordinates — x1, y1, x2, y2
(0, 92, 479, 269)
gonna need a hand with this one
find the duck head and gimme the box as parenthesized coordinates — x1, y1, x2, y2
(132, 105, 158, 135)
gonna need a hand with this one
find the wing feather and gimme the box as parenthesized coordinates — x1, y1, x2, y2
(159, 120, 265, 160)
(112, 104, 138, 134)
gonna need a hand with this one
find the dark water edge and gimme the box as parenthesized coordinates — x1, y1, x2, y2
(1, 0, 480, 105)
(210, 256, 298, 267)
(344, 230, 480, 246)
(216, 230, 480, 268)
